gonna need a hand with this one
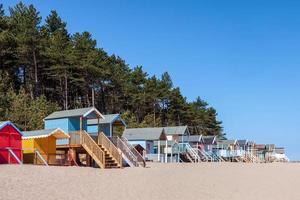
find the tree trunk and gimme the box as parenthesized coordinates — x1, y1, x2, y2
(33, 50, 38, 97)
(64, 71, 68, 110)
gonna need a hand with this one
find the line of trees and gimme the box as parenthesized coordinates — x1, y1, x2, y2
(0, 2, 224, 137)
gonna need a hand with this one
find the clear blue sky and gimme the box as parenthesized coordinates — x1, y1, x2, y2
(3, 0, 300, 160)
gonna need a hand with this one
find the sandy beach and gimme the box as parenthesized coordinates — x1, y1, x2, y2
(0, 163, 299, 200)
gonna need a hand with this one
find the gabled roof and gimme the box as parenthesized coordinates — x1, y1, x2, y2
(202, 136, 217, 145)
(181, 135, 203, 143)
(87, 114, 126, 126)
(22, 128, 69, 139)
(238, 140, 248, 146)
(44, 107, 104, 120)
(218, 139, 239, 146)
(163, 126, 189, 136)
(122, 127, 166, 141)
(275, 147, 285, 154)
(0, 121, 23, 136)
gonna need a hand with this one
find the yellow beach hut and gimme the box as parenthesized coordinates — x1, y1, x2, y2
(22, 128, 69, 165)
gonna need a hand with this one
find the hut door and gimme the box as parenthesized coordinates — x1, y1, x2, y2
(10, 134, 22, 164)
(0, 133, 9, 164)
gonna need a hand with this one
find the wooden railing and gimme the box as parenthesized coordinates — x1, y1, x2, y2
(121, 137, 146, 167)
(80, 131, 106, 169)
(98, 132, 122, 168)
(110, 136, 139, 167)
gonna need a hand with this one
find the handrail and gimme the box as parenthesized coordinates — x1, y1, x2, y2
(98, 132, 122, 168)
(193, 147, 206, 162)
(111, 136, 139, 167)
(80, 131, 106, 168)
(198, 149, 210, 162)
(34, 149, 48, 166)
(185, 143, 200, 162)
(6, 147, 22, 164)
(121, 137, 146, 167)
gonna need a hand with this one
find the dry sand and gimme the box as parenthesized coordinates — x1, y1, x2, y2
(0, 162, 299, 200)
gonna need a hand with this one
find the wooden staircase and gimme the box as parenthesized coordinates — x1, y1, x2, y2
(98, 132, 122, 169)
(79, 131, 122, 169)
(99, 144, 121, 168)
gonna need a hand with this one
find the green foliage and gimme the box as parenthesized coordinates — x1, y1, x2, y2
(0, 2, 224, 136)
(4, 89, 59, 131)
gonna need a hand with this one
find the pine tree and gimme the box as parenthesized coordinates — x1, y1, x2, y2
(0, 2, 225, 137)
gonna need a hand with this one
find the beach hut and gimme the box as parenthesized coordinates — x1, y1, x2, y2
(164, 126, 189, 142)
(44, 107, 104, 145)
(181, 135, 204, 150)
(44, 107, 123, 169)
(256, 144, 266, 161)
(87, 114, 126, 137)
(122, 127, 167, 162)
(217, 139, 239, 160)
(159, 126, 189, 162)
(22, 128, 69, 165)
(203, 136, 217, 152)
(274, 147, 289, 162)
(265, 144, 276, 162)
(0, 121, 23, 164)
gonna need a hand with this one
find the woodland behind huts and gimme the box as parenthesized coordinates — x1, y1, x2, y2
(0, 2, 224, 137)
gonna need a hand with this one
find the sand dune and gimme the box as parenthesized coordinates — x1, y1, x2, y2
(1, 163, 299, 200)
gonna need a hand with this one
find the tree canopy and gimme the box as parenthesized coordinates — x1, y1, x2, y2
(0, 2, 224, 137)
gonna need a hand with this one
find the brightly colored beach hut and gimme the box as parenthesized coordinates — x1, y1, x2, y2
(87, 114, 126, 137)
(217, 139, 239, 160)
(202, 135, 217, 152)
(44, 107, 104, 145)
(0, 121, 23, 164)
(22, 128, 69, 165)
(122, 127, 167, 162)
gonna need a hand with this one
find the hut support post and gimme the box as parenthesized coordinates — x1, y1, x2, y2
(171, 144, 173, 163)
(158, 140, 160, 162)
(80, 116, 83, 131)
(165, 140, 168, 163)
(97, 118, 100, 134)
(110, 124, 113, 137)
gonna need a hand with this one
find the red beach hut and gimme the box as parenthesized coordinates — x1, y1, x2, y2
(0, 121, 23, 164)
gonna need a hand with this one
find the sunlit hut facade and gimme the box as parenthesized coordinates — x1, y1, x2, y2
(122, 127, 167, 162)
(160, 126, 189, 162)
(87, 114, 127, 137)
(217, 139, 239, 160)
(22, 128, 69, 165)
(44, 107, 104, 145)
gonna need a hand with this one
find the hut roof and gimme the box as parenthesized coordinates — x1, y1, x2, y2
(181, 135, 203, 143)
(202, 136, 217, 145)
(163, 126, 189, 136)
(275, 147, 285, 154)
(0, 121, 23, 136)
(237, 140, 248, 146)
(87, 114, 126, 126)
(122, 127, 166, 141)
(44, 107, 103, 120)
(218, 139, 238, 146)
(22, 128, 69, 139)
